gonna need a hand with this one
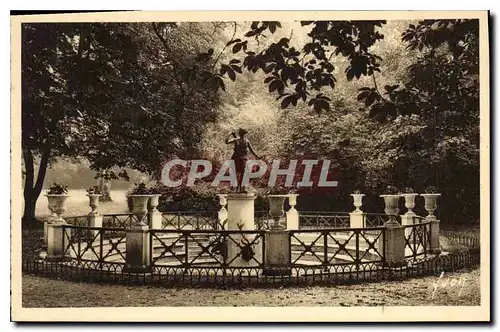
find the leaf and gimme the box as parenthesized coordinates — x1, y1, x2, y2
(269, 23, 277, 34)
(269, 79, 283, 93)
(281, 95, 292, 108)
(229, 59, 241, 64)
(245, 30, 257, 38)
(227, 68, 236, 81)
(264, 76, 274, 84)
(225, 39, 241, 47)
(232, 43, 243, 53)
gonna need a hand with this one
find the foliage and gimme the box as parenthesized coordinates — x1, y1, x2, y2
(47, 183, 68, 195)
(129, 183, 151, 195)
(424, 186, 439, 194)
(384, 185, 400, 195)
(212, 21, 387, 112)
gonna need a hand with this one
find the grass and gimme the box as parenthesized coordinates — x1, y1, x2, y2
(22, 267, 480, 307)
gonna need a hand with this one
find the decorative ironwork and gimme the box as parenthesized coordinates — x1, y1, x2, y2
(160, 211, 221, 230)
(298, 212, 350, 229)
(21, 211, 480, 288)
(23, 246, 480, 287)
(150, 229, 265, 268)
(289, 227, 385, 268)
(403, 221, 431, 259)
(62, 225, 126, 264)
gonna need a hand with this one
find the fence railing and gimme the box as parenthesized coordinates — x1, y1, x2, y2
(62, 225, 127, 264)
(150, 229, 265, 268)
(363, 213, 403, 228)
(288, 227, 386, 270)
(403, 219, 432, 259)
(298, 211, 350, 229)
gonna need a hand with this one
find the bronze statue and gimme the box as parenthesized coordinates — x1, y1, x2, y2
(225, 128, 261, 193)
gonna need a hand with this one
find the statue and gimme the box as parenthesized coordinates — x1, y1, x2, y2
(225, 128, 261, 193)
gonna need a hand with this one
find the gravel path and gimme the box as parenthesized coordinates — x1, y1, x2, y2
(22, 268, 479, 307)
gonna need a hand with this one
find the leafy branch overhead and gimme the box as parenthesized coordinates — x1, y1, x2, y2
(212, 20, 386, 112)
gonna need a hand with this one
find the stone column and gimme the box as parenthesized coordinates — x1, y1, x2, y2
(263, 230, 291, 276)
(285, 194, 299, 230)
(125, 223, 151, 273)
(380, 220, 406, 266)
(87, 214, 103, 238)
(46, 222, 69, 261)
(147, 195, 162, 229)
(226, 193, 261, 267)
(349, 212, 364, 228)
(429, 219, 441, 254)
(400, 213, 416, 238)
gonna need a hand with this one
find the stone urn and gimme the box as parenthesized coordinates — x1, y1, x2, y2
(267, 195, 288, 229)
(45, 194, 70, 223)
(401, 193, 418, 215)
(350, 193, 365, 213)
(379, 194, 401, 216)
(86, 194, 102, 215)
(127, 195, 152, 225)
(420, 193, 441, 220)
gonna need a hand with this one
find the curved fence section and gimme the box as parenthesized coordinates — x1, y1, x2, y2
(24, 211, 480, 287)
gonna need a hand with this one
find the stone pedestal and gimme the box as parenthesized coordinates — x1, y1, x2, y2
(226, 193, 261, 267)
(349, 212, 364, 228)
(148, 211, 162, 229)
(285, 194, 299, 230)
(87, 213, 103, 237)
(217, 194, 228, 229)
(380, 219, 405, 266)
(125, 224, 151, 273)
(147, 195, 162, 229)
(429, 219, 441, 254)
(227, 193, 256, 230)
(263, 230, 291, 276)
(401, 213, 416, 238)
(46, 222, 69, 261)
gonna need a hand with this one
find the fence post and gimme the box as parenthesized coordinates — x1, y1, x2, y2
(46, 222, 69, 261)
(125, 223, 151, 273)
(285, 194, 299, 230)
(263, 230, 292, 276)
(87, 213, 103, 238)
(349, 212, 364, 228)
(226, 193, 261, 267)
(380, 219, 406, 266)
(400, 213, 415, 238)
(429, 219, 441, 254)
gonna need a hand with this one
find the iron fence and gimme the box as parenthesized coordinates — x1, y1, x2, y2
(161, 211, 221, 230)
(403, 220, 432, 259)
(150, 229, 265, 269)
(22, 246, 480, 287)
(298, 211, 350, 229)
(62, 225, 127, 265)
(289, 227, 386, 269)
(363, 213, 400, 228)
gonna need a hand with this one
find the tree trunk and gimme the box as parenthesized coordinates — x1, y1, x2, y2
(22, 148, 36, 227)
(22, 147, 51, 228)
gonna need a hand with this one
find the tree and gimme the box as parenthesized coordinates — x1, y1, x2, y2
(22, 22, 224, 225)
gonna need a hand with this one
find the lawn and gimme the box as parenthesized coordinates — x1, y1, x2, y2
(22, 267, 479, 307)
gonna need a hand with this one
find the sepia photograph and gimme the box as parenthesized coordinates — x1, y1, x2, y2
(10, 10, 490, 322)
